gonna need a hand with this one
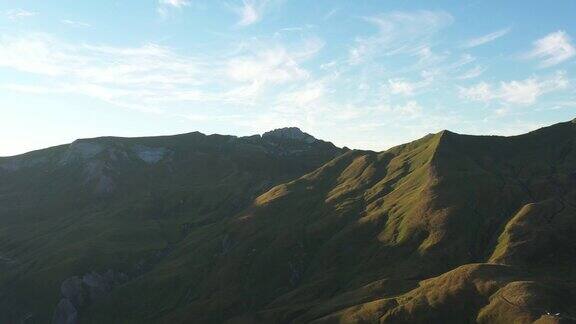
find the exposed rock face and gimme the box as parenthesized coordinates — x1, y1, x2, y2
(83, 160, 115, 195)
(52, 299, 77, 324)
(262, 127, 317, 144)
(106, 147, 129, 162)
(82, 272, 112, 301)
(60, 277, 84, 307)
(60, 141, 104, 165)
(52, 271, 119, 323)
(131, 145, 170, 164)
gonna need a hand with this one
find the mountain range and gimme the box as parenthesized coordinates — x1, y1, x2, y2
(1, 120, 576, 324)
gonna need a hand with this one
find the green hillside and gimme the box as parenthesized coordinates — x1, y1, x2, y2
(1, 120, 576, 323)
(0, 128, 343, 323)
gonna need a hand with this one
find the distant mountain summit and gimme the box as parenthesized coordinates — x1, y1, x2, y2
(262, 127, 318, 143)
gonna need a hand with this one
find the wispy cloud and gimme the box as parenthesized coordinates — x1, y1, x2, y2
(386, 77, 432, 96)
(525, 31, 575, 68)
(323, 8, 339, 21)
(0, 33, 207, 111)
(459, 82, 493, 102)
(226, 37, 323, 85)
(5, 9, 37, 21)
(462, 28, 510, 48)
(457, 65, 486, 80)
(277, 81, 325, 107)
(459, 71, 569, 105)
(348, 10, 454, 65)
(61, 20, 91, 28)
(157, 0, 191, 18)
(0, 33, 322, 112)
(230, 0, 281, 26)
(236, 0, 260, 26)
(391, 100, 423, 118)
(388, 79, 416, 96)
(159, 0, 190, 8)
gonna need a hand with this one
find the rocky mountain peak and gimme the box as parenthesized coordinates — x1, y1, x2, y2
(262, 127, 317, 144)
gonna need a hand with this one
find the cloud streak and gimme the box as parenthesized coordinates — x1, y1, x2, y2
(236, 0, 260, 26)
(386, 77, 433, 97)
(349, 10, 454, 65)
(5, 9, 37, 21)
(459, 71, 569, 105)
(0, 33, 322, 112)
(159, 0, 190, 8)
(157, 0, 191, 18)
(525, 31, 575, 68)
(61, 20, 91, 28)
(462, 28, 510, 48)
(456, 65, 486, 80)
(230, 0, 281, 26)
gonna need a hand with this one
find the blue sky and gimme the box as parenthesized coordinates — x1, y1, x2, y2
(0, 0, 575, 156)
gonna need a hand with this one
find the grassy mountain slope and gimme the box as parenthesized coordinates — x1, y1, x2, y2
(86, 120, 576, 323)
(2, 120, 576, 324)
(0, 128, 343, 323)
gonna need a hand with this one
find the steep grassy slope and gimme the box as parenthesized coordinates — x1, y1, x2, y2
(0, 128, 343, 323)
(85, 119, 576, 323)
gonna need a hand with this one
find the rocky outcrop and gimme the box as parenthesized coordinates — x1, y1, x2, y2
(59, 141, 104, 165)
(83, 160, 115, 195)
(52, 271, 119, 324)
(262, 127, 317, 144)
(51, 251, 178, 324)
(60, 277, 84, 308)
(82, 271, 112, 301)
(131, 145, 170, 164)
(52, 299, 77, 324)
